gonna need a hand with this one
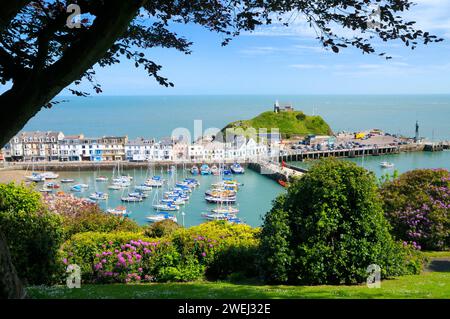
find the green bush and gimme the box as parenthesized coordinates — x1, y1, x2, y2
(62, 205, 141, 239)
(0, 183, 64, 285)
(144, 219, 181, 238)
(380, 169, 450, 250)
(259, 159, 421, 285)
(171, 221, 260, 280)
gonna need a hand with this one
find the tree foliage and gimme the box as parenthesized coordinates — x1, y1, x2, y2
(0, 0, 443, 146)
(259, 159, 422, 285)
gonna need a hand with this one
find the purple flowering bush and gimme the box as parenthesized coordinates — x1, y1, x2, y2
(381, 168, 450, 251)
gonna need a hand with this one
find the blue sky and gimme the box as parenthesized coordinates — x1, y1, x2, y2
(3, 0, 450, 95)
(84, 0, 450, 95)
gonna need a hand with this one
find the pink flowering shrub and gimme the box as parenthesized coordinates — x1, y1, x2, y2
(59, 231, 204, 283)
(43, 192, 140, 239)
(381, 168, 450, 250)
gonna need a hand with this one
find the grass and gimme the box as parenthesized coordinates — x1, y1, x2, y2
(27, 272, 450, 299)
(222, 110, 332, 138)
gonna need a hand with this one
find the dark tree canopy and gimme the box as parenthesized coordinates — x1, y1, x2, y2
(0, 0, 443, 147)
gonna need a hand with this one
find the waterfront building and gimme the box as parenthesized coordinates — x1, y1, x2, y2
(80, 138, 104, 161)
(4, 131, 64, 161)
(172, 140, 189, 161)
(100, 136, 128, 161)
(59, 134, 84, 161)
(125, 138, 155, 161)
(125, 137, 176, 162)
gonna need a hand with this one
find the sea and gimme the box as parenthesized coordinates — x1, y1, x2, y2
(22, 95, 450, 227)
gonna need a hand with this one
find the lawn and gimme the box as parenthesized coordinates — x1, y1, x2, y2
(27, 271, 450, 299)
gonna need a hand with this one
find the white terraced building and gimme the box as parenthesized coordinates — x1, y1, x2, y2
(125, 138, 175, 161)
(188, 138, 269, 162)
(59, 134, 84, 161)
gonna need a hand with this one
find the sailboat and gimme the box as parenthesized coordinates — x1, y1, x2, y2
(380, 161, 395, 168)
(25, 158, 46, 182)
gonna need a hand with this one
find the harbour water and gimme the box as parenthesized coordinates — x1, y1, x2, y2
(55, 168, 283, 227)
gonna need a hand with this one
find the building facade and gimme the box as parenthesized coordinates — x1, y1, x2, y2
(59, 134, 84, 161)
(3, 131, 64, 161)
(101, 136, 127, 161)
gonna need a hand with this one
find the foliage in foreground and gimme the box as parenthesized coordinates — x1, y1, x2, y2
(259, 159, 423, 285)
(380, 169, 450, 251)
(0, 183, 64, 285)
(59, 221, 259, 284)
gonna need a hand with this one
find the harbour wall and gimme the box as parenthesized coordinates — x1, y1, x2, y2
(278, 145, 400, 162)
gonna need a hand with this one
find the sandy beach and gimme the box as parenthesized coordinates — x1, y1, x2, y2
(0, 169, 29, 184)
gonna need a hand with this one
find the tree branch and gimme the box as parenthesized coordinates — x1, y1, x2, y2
(0, 0, 31, 33)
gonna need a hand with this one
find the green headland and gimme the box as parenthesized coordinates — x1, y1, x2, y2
(221, 110, 333, 139)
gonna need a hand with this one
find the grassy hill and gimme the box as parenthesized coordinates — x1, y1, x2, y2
(221, 110, 332, 139)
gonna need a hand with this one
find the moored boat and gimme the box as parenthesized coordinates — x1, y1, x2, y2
(45, 182, 60, 189)
(89, 192, 108, 200)
(107, 206, 130, 217)
(205, 196, 236, 204)
(380, 161, 395, 168)
(135, 185, 153, 192)
(230, 163, 245, 174)
(95, 176, 109, 182)
(146, 212, 177, 223)
(200, 164, 211, 175)
(190, 165, 199, 175)
(212, 206, 239, 214)
(26, 173, 45, 182)
(153, 203, 180, 211)
(145, 176, 164, 187)
(60, 178, 75, 183)
(41, 172, 59, 179)
(121, 196, 143, 203)
(211, 165, 219, 175)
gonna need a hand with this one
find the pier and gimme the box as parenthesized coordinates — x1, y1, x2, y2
(248, 161, 304, 183)
(278, 145, 400, 162)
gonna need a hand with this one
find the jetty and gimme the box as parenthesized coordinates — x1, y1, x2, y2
(248, 160, 305, 183)
(278, 145, 400, 162)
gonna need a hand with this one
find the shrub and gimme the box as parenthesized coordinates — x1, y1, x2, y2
(380, 168, 450, 250)
(61, 205, 141, 239)
(259, 159, 420, 285)
(171, 221, 260, 280)
(0, 183, 64, 285)
(144, 219, 181, 238)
